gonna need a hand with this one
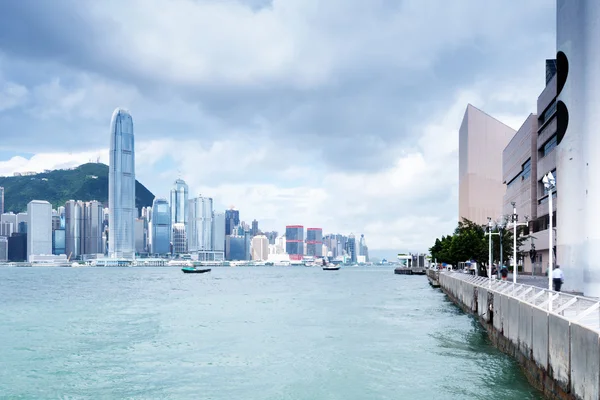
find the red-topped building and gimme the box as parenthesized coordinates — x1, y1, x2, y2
(306, 228, 323, 257)
(285, 225, 304, 260)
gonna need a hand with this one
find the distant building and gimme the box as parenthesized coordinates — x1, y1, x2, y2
(285, 225, 304, 260)
(65, 200, 104, 258)
(0, 236, 7, 261)
(225, 208, 240, 236)
(306, 228, 323, 257)
(27, 200, 52, 261)
(346, 233, 357, 263)
(212, 212, 225, 253)
(52, 229, 66, 255)
(170, 179, 188, 251)
(251, 235, 269, 261)
(134, 218, 146, 254)
(226, 233, 251, 261)
(1, 212, 17, 236)
(172, 223, 186, 254)
(251, 219, 259, 236)
(16, 213, 27, 233)
(108, 108, 136, 259)
(151, 198, 171, 255)
(8, 233, 26, 261)
(0, 186, 3, 214)
(459, 104, 516, 225)
(263, 231, 278, 245)
(188, 196, 223, 261)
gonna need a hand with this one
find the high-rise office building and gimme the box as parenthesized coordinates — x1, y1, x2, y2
(459, 104, 516, 225)
(1, 213, 17, 237)
(285, 225, 304, 260)
(170, 179, 188, 226)
(212, 212, 226, 253)
(108, 108, 136, 259)
(225, 208, 240, 236)
(65, 200, 83, 257)
(188, 196, 223, 260)
(134, 218, 146, 254)
(84, 201, 104, 255)
(172, 223, 186, 254)
(151, 198, 171, 255)
(0, 186, 4, 214)
(251, 235, 269, 261)
(0, 236, 7, 261)
(27, 200, 52, 261)
(306, 228, 323, 257)
(251, 219, 259, 236)
(53, 229, 66, 255)
(346, 233, 357, 263)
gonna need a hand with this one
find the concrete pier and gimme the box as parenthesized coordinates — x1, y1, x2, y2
(439, 272, 600, 400)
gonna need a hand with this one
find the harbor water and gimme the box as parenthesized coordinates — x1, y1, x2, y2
(0, 266, 541, 399)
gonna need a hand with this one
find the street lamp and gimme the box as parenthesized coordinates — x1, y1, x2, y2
(510, 201, 529, 284)
(543, 171, 556, 295)
(486, 217, 500, 282)
(496, 216, 508, 272)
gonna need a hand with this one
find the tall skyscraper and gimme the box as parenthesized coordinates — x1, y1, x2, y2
(188, 196, 213, 253)
(285, 225, 304, 260)
(108, 108, 136, 259)
(65, 200, 82, 257)
(151, 198, 171, 255)
(346, 233, 357, 263)
(172, 223, 186, 254)
(225, 208, 240, 236)
(84, 201, 104, 255)
(306, 228, 323, 257)
(251, 219, 259, 236)
(170, 179, 189, 226)
(0, 186, 4, 214)
(212, 212, 226, 253)
(27, 200, 52, 261)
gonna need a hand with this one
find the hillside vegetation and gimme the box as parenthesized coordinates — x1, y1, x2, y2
(0, 163, 155, 213)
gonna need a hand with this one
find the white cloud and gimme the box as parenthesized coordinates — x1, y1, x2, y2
(0, 80, 28, 112)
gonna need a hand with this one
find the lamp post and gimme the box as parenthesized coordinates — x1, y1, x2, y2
(543, 172, 556, 296)
(510, 202, 529, 284)
(486, 217, 500, 282)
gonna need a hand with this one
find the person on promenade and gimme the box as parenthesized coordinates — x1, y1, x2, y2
(501, 265, 508, 281)
(552, 265, 564, 292)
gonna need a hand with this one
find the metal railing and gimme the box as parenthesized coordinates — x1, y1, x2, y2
(442, 271, 600, 332)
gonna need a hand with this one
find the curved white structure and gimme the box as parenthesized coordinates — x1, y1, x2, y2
(108, 108, 136, 259)
(556, 1, 600, 295)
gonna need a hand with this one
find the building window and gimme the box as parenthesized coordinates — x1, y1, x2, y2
(539, 101, 557, 126)
(541, 135, 558, 158)
(522, 158, 531, 180)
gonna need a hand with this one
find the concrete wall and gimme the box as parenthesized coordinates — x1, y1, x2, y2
(439, 272, 600, 400)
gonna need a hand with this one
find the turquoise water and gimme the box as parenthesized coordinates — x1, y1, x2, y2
(0, 266, 541, 399)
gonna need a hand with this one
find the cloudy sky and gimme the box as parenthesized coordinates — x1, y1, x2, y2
(0, 0, 555, 258)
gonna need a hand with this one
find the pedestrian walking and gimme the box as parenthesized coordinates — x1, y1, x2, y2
(552, 265, 564, 292)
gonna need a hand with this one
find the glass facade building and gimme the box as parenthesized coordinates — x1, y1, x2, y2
(108, 108, 136, 259)
(188, 196, 213, 252)
(285, 225, 304, 260)
(306, 228, 323, 257)
(170, 179, 188, 226)
(151, 198, 171, 255)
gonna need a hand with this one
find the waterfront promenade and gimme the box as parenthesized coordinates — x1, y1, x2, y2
(439, 271, 600, 400)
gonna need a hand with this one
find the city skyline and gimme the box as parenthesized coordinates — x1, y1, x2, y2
(0, 1, 556, 254)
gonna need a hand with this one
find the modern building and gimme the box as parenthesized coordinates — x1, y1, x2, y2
(27, 200, 52, 261)
(0, 236, 7, 261)
(306, 228, 323, 257)
(188, 196, 223, 261)
(172, 223, 186, 254)
(65, 200, 82, 257)
(285, 225, 304, 261)
(226, 233, 251, 261)
(555, 2, 599, 295)
(251, 219, 259, 236)
(108, 108, 136, 259)
(8, 233, 26, 261)
(0, 186, 4, 214)
(1, 212, 17, 237)
(502, 114, 538, 272)
(251, 235, 269, 261)
(52, 228, 66, 255)
(225, 208, 240, 236)
(358, 234, 369, 262)
(212, 212, 225, 253)
(16, 212, 27, 234)
(263, 231, 278, 245)
(459, 104, 516, 225)
(346, 233, 357, 263)
(134, 218, 146, 254)
(151, 198, 171, 255)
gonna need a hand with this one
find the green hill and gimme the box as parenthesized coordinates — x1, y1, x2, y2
(0, 163, 155, 213)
